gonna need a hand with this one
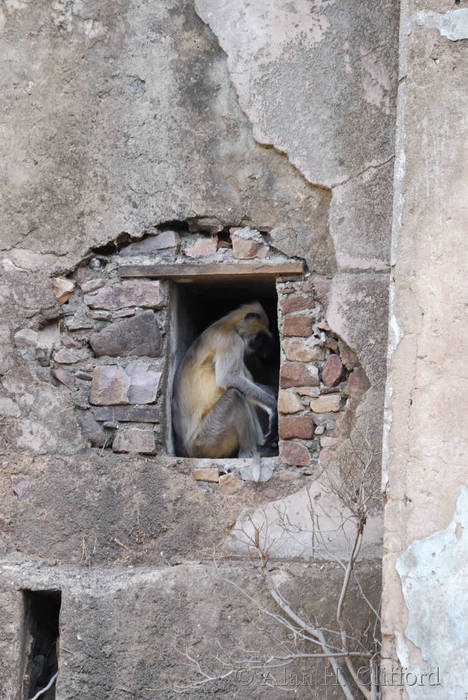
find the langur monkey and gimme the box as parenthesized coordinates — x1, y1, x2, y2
(172, 302, 277, 458)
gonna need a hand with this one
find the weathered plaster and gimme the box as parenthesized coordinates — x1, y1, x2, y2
(396, 487, 468, 698)
(415, 9, 468, 42)
(382, 0, 468, 696)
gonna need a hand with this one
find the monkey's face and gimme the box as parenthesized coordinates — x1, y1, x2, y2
(236, 303, 273, 361)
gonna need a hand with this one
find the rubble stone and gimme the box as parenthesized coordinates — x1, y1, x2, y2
(52, 277, 75, 305)
(279, 441, 310, 466)
(219, 473, 242, 494)
(76, 410, 108, 447)
(338, 339, 359, 370)
(310, 395, 341, 413)
(80, 278, 106, 293)
(283, 315, 314, 337)
(277, 391, 303, 414)
(84, 280, 165, 310)
(119, 231, 179, 256)
(90, 311, 162, 357)
(52, 368, 75, 390)
(282, 339, 324, 362)
(189, 217, 223, 233)
(322, 354, 345, 387)
(343, 368, 370, 399)
(54, 349, 81, 364)
(279, 416, 314, 440)
(90, 366, 130, 405)
(231, 234, 269, 259)
(280, 362, 319, 388)
(112, 428, 156, 454)
(61, 335, 82, 349)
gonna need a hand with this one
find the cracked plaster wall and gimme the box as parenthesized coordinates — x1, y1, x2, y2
(382, 2, 468, 698)
(0, 0, 399, 696)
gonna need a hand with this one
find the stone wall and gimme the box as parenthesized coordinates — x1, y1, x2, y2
(0, 0, 400, 697)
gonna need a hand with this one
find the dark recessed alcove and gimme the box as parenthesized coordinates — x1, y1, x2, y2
(21, 590, 61, 700)
(166, 277, 280, 456)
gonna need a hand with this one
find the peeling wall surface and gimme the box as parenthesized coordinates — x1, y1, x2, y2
(0, 1, 401, 697)
(382, 1, 468, 698)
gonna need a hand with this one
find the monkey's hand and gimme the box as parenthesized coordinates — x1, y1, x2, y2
(263, 410, 278, 447)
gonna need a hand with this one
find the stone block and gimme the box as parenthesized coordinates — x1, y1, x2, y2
(282, 339, 324, 362)
(279, 441, 310, 466)
(277, 391, 303, 414)
(90, 311, 162, 357)
(112, 428, 156, 454)
(279, 416, 314, 440)
(280, 362, 319, 388)
(90, 366, 130, 405)
(84, 280, 165, 311)
(283, 315, 314, 337)
(126, 361, 161, 404)
(310, 395, 341, 413)
(321, 354, 344, 387)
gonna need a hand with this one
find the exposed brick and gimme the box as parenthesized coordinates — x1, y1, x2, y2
(279, 415, 314, 439)
(282, 339, 324, 362)
(279, 440, 310, 466)
(310, 394, 341, 413)
(280, 362, 319, 388)
(283, 314, 314, 337)
(280, 296, 314, 314)
(277, 391, 303, 414)
(322, 354, 345, 387)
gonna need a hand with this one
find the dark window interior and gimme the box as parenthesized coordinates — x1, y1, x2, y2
(21, 590, 61, 700)
(168, 277, 279, 456)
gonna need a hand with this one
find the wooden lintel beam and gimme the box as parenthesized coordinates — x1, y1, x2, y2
(119, 262, 304, 279)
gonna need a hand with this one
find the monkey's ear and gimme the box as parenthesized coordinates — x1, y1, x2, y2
(244, 312, 261, 320)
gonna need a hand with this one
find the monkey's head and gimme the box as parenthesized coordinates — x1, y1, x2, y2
(234, 302, 273, 361)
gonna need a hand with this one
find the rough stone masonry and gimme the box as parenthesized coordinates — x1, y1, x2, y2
(0, 0, 404, 698)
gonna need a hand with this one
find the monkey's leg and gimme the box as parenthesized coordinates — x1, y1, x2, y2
(190, 388, 259, 458)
